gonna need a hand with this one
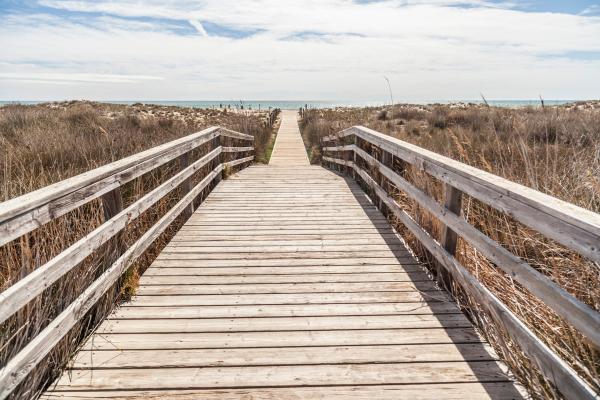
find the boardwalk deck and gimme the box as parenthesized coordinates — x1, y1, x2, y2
(42, 110, 522, 399)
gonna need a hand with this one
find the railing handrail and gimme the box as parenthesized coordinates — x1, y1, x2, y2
(0, 127, 253, 246)
(0, 126, 254, 398)
(324, 126, 600, 262)
(322, 125, 600, 400)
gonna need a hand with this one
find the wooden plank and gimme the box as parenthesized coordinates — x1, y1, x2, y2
(69, 343, 496, 369)
(111, 302, 461, 319)
(143, 265, 423, 275)
(130, 291, 452, 306)
(138, 272, 430, 285)
(159, 245, 408, 253)
(155, 251, 415, 261)
(150, 258, 421, 267)
(170, 233, 402, 241)
(40, 383, 523, 400)
(135, 281, 438, 295)
(97, 314, 470, 334)
(47, 362, 512, 391)
(81, 327, 483, 350)
(169, 236, 402, 243)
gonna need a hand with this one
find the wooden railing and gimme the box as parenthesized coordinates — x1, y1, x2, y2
(0, 126, 254, 397)
(322, 126, 600, 400)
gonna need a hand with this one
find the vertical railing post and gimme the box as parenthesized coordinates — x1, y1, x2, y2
(101, 188, 124, 269)
(437, 184, 463, 290)
(352, 134, 357, 181)
(377, 149, 392, 211)
(179, 151, 194, 220)
(215, 132, 223, 184)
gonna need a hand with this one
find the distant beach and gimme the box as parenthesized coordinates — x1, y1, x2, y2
(0, 99, 582, 110)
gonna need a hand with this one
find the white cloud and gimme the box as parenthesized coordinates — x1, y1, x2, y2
(1, 0, 599, 101)
(581, 5, 600, 16)
(188, 20, 208, 36)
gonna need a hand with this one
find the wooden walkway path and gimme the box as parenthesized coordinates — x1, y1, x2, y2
(43, 111, 522, 399)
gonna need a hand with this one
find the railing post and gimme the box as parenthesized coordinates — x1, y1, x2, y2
(101, 188, 124, 269)
(179, 152, 194, 220)
(352, 134, 357, 181)
(437, 184, 463, 290)
(377, 149, 392, 211)
(215, 133, 223, 183)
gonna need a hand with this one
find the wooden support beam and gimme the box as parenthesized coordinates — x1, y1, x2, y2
(437, 185, 463, 290)
(179, 152, 194, 220)
(101, 188, 124, 269)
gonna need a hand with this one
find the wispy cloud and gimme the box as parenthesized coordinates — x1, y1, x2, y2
(581, 5, 600, 15)
(188, 20, 208, 36)
(0, 72, 164, 84)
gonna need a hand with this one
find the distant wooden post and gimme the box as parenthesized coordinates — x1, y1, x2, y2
(437, 184, 463, 290)
(101, 188, 124, 269)
(179, 152, 194, 220)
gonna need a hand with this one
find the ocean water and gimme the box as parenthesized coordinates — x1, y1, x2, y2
(0, 99, 579, 109)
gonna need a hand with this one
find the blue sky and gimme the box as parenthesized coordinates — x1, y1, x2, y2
(1, 0, 599, 101)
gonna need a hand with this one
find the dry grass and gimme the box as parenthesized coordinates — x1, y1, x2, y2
(300, 102, 600, 398)
(0, 101, 276, 399)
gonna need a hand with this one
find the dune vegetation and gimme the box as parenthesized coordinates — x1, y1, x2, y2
(300, 102, 600, 398)
(0, 101, 278, 398)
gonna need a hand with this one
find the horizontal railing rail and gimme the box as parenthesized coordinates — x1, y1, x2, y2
(322, 126, 600, 400)
(0, 126, 254, 398)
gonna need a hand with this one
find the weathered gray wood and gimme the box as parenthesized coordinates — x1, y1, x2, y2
(100, 187, 124, 269)
(437, 184, 462, 290)
(0, 148, 221, 325)
(111, 302, 459, 319)
(39, 383, 522, 400)
(46, 362, 513, 391)
(178, 152, 194, 220)
(0, 127, 220, 240)
(351, 147, 600, 350)
(350, 126, 600, 263)
(351, 165, 598, 400)
(222, 146, 254, 152)
(218, 127, 254, 141)
(69, 344, 494, 369)
(0, 165, 224, 398)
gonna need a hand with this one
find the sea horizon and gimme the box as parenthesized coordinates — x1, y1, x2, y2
(0, 99, 592, 110)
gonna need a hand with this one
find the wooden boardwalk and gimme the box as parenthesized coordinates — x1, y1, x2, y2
(42, 111, 522, 399)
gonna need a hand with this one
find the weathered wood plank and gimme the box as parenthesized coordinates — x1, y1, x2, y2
(81, 327, 483, 350)
(134, 281, 439, 295)
(138, 272, 430, 285)
(130, 291, 451, 306)
(111, 302, 460, 319)
(70, 343, 495, 369)
(48, 362, 513, 391)
(40, 383, 523, 400)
